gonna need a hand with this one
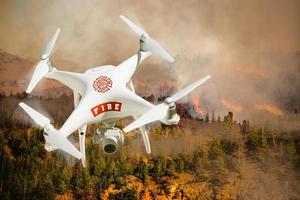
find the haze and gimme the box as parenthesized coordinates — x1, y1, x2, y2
(0, 0, 299, 121)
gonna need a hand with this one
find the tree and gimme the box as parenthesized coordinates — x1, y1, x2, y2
(245, 128, 264, 152)
(174, 157, 184, 173)
(191, 148, 207, 173)
(108, 188, 138, 200)
(220, 137, 239, 155)
(208, 139, 224, 159)
(134, 159, 148, 183)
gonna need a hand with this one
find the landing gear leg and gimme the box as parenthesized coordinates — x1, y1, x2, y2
(79, 125, 87, 167)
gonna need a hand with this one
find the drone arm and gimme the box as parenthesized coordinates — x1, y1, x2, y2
(116, 51, 152, 84)
(59, 103, 90, 138)
(127, 80, 135, 93)
(124, 75, 212, 132)
(73, 91, 81, 107)
(46, 68, 87, 95)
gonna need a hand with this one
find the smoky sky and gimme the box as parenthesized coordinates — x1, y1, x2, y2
(0, 0, 299, 121)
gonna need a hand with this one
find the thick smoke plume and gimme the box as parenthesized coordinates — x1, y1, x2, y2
(0, 0, 299, 122)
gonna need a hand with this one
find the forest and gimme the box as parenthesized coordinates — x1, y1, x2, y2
(0, 93, 299, 200)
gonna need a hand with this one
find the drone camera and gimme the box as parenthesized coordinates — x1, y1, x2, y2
(93, 127, 124, 155)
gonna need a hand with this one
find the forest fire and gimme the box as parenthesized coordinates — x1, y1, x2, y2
(221, 97, 244, 112)
(193, 95, 206, 115)
(254, 103, 284, 116)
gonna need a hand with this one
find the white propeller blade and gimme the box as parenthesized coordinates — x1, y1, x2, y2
(143, 38, 175, 63)
(19, 102, 82, 159)
(120, 15, 175, 63)
(26, 28, 60, 93)
(41, 28, 60, 60)
(19, 102, 50, 127)
(123, 75, 212, 132)
(120, 15, 145, 37)
(171, 75, 212, 101)
(26, 60, 49, 93)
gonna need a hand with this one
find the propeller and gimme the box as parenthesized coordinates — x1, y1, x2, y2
(123, 75, 212, 132)
(26, 28, 60, 93)
(41, 28, 60, 60)
(19, 102, 50, 127)
(19, 102, 82, 159)
(120, 15, 175, 63)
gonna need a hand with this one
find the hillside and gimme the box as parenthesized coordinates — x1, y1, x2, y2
(0, 49, 71, 97)
(0, 94, 299, 199)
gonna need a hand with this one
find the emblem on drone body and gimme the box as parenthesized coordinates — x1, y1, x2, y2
(93, 76, 113, 93)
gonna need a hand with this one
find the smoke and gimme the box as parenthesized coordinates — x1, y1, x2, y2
(0, 0, 299, 122)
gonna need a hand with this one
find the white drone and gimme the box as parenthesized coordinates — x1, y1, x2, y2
(19, 16, 211, 167)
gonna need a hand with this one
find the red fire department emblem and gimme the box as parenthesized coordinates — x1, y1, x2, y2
(93, 76, 113, 93)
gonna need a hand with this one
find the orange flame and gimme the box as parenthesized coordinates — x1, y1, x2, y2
(193, 95, 206, 115)
(254, 103, 283, 116)
(236, 65, 266, 78)
(221, 97, 244, 112)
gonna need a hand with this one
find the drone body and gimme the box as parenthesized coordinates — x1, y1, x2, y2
(19, 16, 211, 167)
